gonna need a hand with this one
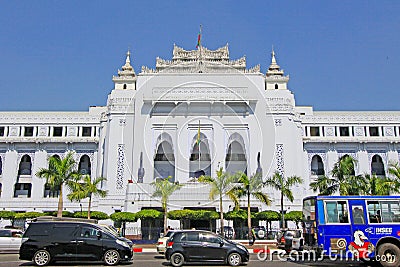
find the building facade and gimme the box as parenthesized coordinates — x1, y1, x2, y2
(0, 44, 399, 228)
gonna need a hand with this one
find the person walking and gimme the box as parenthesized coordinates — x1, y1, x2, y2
(250, 227, 256, 245)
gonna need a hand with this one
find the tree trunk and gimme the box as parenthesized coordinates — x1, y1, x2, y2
(280, 194, 284, 229)
(219, 194, 224, 236)
(164, 209, 168, 235)
(57, 185, 63, 218)
(247, 191, 251, 240)
(163, 198, 168, 235)
(87, 194, 92, 219)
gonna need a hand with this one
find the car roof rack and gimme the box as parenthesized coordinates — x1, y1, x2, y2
(32, 216, 98, 224)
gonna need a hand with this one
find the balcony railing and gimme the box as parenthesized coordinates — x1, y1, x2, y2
(225, 154, 246, 161)
(154, 154, 175, 161)
(189, 154, 211, 161)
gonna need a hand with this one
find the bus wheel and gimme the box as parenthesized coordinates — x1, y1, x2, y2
(377, 243, 400, 267)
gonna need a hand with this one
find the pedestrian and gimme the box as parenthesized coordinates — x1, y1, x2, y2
(251, 227, 256, 245)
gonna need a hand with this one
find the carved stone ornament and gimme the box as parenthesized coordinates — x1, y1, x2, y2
(141, 44, 260, 74)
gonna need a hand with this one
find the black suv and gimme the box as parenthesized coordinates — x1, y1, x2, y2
(19, 217, 133, 266)
(165, 230, 249, 266)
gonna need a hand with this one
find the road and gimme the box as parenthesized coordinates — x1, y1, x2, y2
(0, 252, 373, 267)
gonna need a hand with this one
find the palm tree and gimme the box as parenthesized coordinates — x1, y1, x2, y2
(264, 171, 303, 229)
(68, 175, 108, 219)
(36, 151, 80, 217)
(388, 162, 400, 193)
(310, 155, 366, 196)
(151, 177, 183, 235)
(234, 172, 270, 241)
(309, 175, 337, 195)
(198, 167, 239, 235)
(364, 174, 392, 195)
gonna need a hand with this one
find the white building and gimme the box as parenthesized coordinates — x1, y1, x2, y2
(0, 43, 399, 229)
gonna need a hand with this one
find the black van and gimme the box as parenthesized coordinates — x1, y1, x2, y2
(19, 218, 133, 266)
(165, 230, 249, 266)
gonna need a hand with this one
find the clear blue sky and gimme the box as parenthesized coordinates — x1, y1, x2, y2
(0, 1, 399, 111)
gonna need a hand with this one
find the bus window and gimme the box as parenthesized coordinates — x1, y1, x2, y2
(352, 205, 365, 224)
(367, 200, 380, 223)
(381, 201, 400, 223)
(303, 198, 316, 221)
(325, 201, 349, 223)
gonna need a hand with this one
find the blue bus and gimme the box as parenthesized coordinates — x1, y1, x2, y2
(302, 195, 400, 266)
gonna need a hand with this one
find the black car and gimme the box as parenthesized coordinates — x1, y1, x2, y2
(165, 230, 249, 266)
(19, 218, 133, 266)
(277, 229, 302, 253)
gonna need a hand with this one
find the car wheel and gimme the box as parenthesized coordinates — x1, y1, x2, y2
(103, 249, 120, 266)
(170, 252, 185, 267)
(227, 252, 242, 266)
(33, 250, 51, 266)
(377, 243, 400, 267)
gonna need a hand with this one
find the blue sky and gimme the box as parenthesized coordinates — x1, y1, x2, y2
(0, 1, 399, 111)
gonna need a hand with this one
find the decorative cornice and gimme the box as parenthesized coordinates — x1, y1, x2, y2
(0, 112, 101, 124)
(302, 111, 400, 123)
(141, 44, 260, 74)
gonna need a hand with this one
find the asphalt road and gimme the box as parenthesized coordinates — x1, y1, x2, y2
(0, 252, 374, 267)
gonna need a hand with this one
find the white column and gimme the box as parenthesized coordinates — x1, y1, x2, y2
(326, 150, 338, 176)
(2, 150, 18, 199)
(31, 150, 48, 201)
(387, 150, 399, 165)
(356, 150, 369, 175)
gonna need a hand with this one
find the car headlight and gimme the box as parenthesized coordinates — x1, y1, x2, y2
(116, 239, 130, 248)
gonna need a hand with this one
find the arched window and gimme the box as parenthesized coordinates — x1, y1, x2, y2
(311, 155, 325, 175)
(275, 84, 278, 89)
(225, 138, 247, 175)
(371, 155, 385, 176)
(0, 156, 2, 175)
(0, 183, 2, 197)
(18, 155, 32, 175)
(78, 155, 91, 175)
(123, 84, 127, 89)
(154, 139, 175, 182)
(189, 133, 211, 178)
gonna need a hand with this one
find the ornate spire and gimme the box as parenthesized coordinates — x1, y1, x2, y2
(125, 50, 131, 65)
(266, 48, 284, 77)
(120, 50, 135, 75)
(112, 49, 137, 88)
(113, 50, 136, 82)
